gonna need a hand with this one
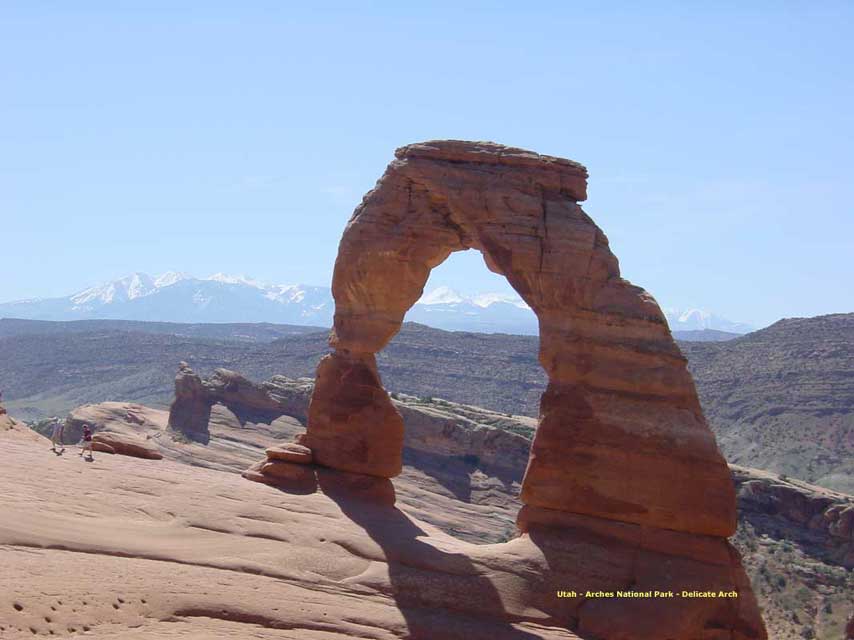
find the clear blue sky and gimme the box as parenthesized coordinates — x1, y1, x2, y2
(2, 2, 852, 327)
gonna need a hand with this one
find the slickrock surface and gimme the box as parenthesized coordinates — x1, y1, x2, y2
(0, 424, 764, 640)
(12, 393, 854, 637)
(82, 392, 854, 638)
(0, 425, 571, 639)
(166, 367, 534, 540)
(56, 399, 525, 545)
(301, 139, 736, 538)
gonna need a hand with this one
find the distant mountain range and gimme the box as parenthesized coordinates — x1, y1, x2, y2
(0, 272, 753, 335)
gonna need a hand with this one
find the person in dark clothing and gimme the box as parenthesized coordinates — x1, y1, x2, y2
(79, 424, 94, 460)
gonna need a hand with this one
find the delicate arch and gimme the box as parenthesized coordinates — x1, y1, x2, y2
(305, 140, 735, 537)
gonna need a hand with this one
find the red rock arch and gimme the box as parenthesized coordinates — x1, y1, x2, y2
(305, 140, 735, 537)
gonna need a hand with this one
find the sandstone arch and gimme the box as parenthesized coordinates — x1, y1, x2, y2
(303, 140, 736, 538)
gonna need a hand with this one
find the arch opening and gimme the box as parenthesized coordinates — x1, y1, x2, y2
(401, 247, 537, 335)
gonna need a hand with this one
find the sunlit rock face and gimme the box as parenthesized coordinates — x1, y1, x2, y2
(306, 140, 735, 536)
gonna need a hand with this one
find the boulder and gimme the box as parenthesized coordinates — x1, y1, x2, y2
(92, 441, 116, 454)
(265, 443, 313, 464)
(259, 460, 314, 482)
(92, 431, 162, 460)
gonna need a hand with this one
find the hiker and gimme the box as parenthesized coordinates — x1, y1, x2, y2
(50, 418, 65, 452)
(79, 423, 94, 460)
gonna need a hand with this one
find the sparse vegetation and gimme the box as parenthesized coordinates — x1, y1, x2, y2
(734, 519, 854, 640)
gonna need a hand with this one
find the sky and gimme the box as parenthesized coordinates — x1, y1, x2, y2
(2, 2, 852, 328)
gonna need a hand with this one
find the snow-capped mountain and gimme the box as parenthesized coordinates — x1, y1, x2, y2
(408, 286, 536, 333)
(0, 273, 753, 336)
(662, 307, 754, 334)
(0, 273, 333, 326)
(69, 272, 158, 307)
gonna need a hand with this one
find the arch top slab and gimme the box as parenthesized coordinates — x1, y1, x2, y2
(305, 139, 736, 537)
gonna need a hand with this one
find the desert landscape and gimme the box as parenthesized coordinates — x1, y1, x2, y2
(3, 5, 853, 638)
(3, 139, 846, 639)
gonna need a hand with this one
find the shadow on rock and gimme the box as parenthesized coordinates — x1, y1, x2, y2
(315, 470, 543, 640)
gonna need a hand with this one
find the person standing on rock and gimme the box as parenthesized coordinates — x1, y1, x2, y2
(79, 423, 94, 460)
(50, 418, 65, 452)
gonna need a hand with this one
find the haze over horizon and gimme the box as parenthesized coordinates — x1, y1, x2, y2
(3, 3, 853, 328)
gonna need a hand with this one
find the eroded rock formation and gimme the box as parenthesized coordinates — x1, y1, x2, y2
(168, 362, 211, 438)
(301, 140, 734, 534)
(245, 140, 766, 638)
(168, 363, 313, 441)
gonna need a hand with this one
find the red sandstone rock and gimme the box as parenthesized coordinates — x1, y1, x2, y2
(303, 139, 735, 537)
(92, 431, 162, 460)
(305, 352, 403, 477)
(167, 362, 211, 439)
(265, 443, 313, 464)
(92, 441, 116, 454)
(259, 460, 314, 482)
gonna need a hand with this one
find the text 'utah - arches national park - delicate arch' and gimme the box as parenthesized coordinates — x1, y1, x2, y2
(303, 140, 736, 538)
